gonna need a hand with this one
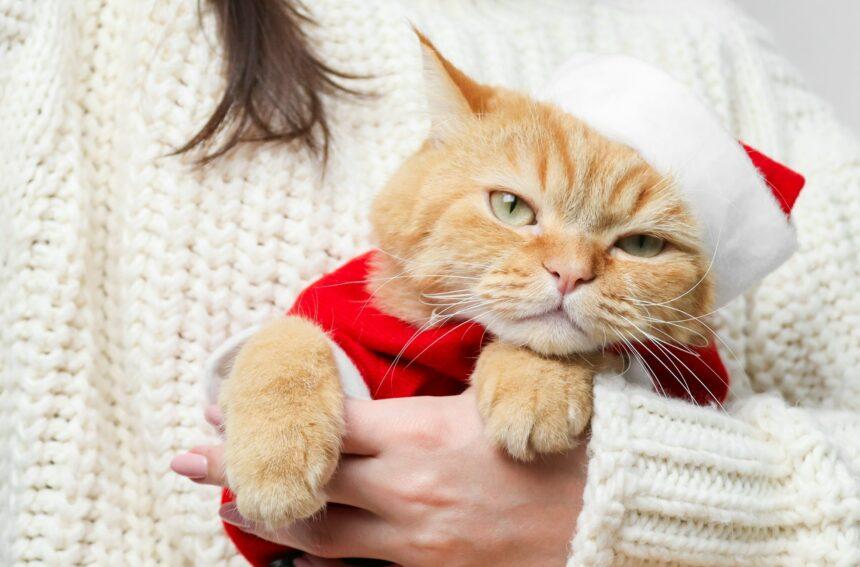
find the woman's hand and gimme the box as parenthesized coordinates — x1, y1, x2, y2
(171, 390, 587, 566)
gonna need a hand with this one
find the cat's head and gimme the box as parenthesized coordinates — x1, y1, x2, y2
(370, 37, 713, 356)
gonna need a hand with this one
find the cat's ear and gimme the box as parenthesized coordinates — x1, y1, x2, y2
(416, 31, 493, 142)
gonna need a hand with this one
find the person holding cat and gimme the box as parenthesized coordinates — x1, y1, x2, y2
(8, 0, 852, 565)
(183, 31, 811, 567)
(162, 2, 860, 565)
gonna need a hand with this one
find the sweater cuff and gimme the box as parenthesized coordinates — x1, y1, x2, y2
(569, 374, 859, 566)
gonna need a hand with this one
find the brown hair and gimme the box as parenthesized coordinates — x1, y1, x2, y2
(177, 0, 360, 164)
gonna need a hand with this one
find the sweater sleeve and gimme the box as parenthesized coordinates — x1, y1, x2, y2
(571, 375, 860, 566)
(571, 12, 860, 566)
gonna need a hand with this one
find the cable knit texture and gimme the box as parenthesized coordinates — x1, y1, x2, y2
(1, 0, 858, 565)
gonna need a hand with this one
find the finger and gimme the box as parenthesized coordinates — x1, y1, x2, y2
(220, 503, 396, 561)
(341, 396, 432, 456)
(204, 405, 223, 430)
(340, 399, 384, 456)
(170, 445, 227, 486)
(323, 456, 381, 512)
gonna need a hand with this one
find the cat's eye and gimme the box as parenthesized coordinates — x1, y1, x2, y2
(615, 234, 666, 258)
(489, 191, 536, 227)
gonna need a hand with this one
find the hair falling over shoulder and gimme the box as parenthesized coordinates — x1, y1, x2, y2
(177, 0, 360, 164)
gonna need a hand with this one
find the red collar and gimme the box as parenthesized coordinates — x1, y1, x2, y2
(289, 252, 487, 398)
(289, 251, 728, 404)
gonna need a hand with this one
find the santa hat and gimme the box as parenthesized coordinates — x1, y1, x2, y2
(537, 55, 804, 307)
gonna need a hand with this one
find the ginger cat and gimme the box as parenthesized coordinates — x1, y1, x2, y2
(220, 36, 714, 529)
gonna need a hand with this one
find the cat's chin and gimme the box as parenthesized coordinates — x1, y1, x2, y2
(474, 311, 599, 356)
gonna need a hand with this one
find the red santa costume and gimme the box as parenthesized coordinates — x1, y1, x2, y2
(209, 54, 804, 566)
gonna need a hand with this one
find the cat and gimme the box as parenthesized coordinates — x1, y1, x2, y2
(219, 35, 714, 529)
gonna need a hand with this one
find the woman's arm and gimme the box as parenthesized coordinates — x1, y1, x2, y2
(175, 376, 860, 566)
(571, 12, 860, 564)
(573, 376, 860, 565)
(175, 393, 588, 566)
(171, 4, 860, 565)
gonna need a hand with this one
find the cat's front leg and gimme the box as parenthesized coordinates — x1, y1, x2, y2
(472, 342, 595, 461)
(220, 317, 344, 529)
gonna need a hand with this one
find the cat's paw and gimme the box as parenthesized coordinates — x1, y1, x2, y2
(220, 316, 346, 530)
(478, 375, 588, 461)
(226, 425, 340, 529)
(473, 344, 593, 461)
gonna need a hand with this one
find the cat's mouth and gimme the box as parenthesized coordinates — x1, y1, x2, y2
(516, 307, 587, 335)
(477, 302, 598, 356)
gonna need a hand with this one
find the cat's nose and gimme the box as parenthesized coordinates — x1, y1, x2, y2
(544, 259, 594, 295)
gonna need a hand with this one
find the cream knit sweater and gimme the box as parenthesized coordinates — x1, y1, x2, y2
(1, 0, 858, 565)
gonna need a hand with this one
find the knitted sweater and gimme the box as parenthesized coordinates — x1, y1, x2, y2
(1, 0, 858, 565)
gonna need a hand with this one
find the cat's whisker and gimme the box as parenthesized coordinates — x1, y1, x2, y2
(377, 298, 503, 394)
(615, 311, 705, 359)
(626, 295, 728, 324)
(604, 329, 635, 376)
(449, 301, 505, 321)
(355, 269, 418, 320)
(642, 309, 748, 400)
(626, 298, 724, 351)
(318, 263, 428, 321)
(639, 318, 710, 349)
(599, 307, 711, 405)
(375, 303, 462, 396)
(630, 299, 746, 377)
(615, 312, 696, 360)
(614, 333, 669, 399)
(607, 333, 635, 376)
(636, 301, 721, 346)
(392, 317, 483, 380)
(637, 322, 704, 355)
(343, 264, 482, 323)
(633, 334, 700, 404)
(426, 298, 501, 320)
(422, 287, 473, 294)
(615, 315, 693, 399)
(614, 313, 727, 411)
(656, 340, 728, 412)
(421, 290, 475, 300)
(642, 332, 725, 411)
(381, 293, 492, 373)
(419, 291, 476, 302)
(420, 297, 479, 308)
(372, 257, 487, 290)
(631, 307, 711, 349)
(621, 331, 698, 403)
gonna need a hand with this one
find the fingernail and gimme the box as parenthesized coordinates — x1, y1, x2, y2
(219, 502, 254, 530)
(170, 453, 208, 479)
(292, 558, 312, 567)
(204, 405, 223, 428)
